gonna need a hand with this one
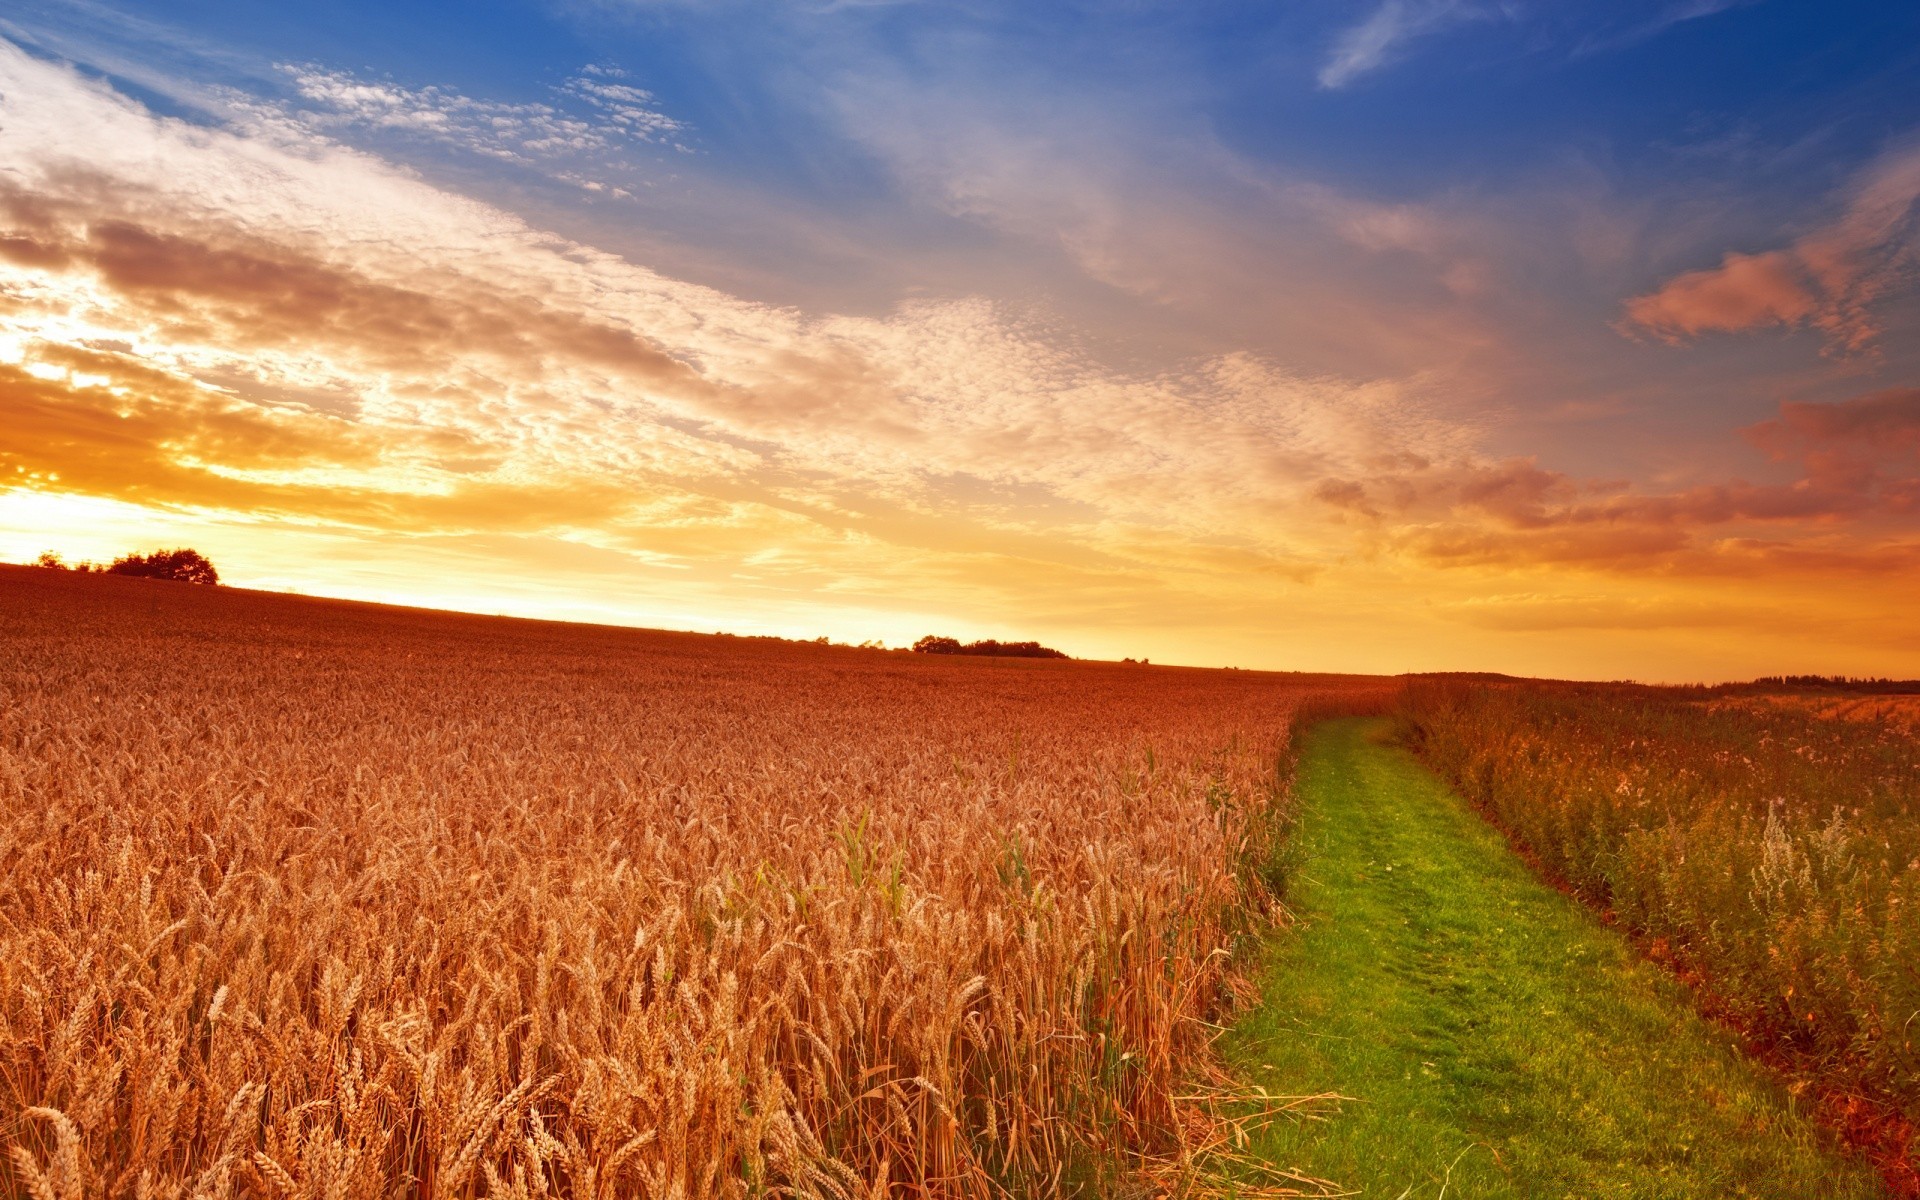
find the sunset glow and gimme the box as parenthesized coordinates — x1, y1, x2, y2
(3, 2, 1918, 678)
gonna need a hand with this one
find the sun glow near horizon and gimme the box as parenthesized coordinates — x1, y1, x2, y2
(2, 6, 1919, 681)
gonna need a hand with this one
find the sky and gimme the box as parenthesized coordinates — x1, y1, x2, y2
(1, 0, 1918, 680)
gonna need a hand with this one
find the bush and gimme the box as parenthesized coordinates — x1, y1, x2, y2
(33, 551, 101, 573)
(106, 548, 220, 585)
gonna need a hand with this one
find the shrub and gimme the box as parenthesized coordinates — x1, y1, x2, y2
(31, 551, 103, 573)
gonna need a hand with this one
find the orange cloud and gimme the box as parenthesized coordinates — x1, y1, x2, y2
(1745, 388, 1920, 511)
(0, 353, 658, 534)
(1750, 387, 1920, 458)
(0, 193, 715, 401)
(1308, 388, 1920, 575)
(1623, 146, 1920, 354)
(1622, 250, 1817, 340)
(1443, 592, 1751, 633)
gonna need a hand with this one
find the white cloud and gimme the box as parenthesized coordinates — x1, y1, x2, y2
(1322, 0, 1757, 87)
(1318, 0, 1475, 90)
(272, 63, 688, 158)
(561, 66, 687, 142)
(0, 38, 1452, 577)
(1573, 0, 1758, 56)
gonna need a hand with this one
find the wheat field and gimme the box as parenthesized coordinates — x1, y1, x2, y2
(0, 566, 1384, 1199)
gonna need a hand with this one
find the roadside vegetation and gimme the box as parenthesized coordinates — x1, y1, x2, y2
(0, 564, 1387, 1198)
(1398, 679, 1920, 1190)
(1228, 718, 1883, 1197)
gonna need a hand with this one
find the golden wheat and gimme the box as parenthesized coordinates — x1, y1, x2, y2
(0, 566, 1384, 1197)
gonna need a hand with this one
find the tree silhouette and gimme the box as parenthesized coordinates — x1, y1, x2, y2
(911, 635, 1066, 659)
(106, 548, 220, 585)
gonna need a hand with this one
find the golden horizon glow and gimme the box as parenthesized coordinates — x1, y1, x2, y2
(3, 40, 1919, 683)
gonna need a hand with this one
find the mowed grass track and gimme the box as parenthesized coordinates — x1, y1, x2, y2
(1227, 718, 1884, 1198)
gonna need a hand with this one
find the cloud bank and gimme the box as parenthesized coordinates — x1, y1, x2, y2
(2, 36, 1918, 677)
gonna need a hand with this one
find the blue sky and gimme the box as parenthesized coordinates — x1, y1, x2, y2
(1, 0, 1918, 677)
(24, 1, 1918, 252)
(47, 2, 1913, 181)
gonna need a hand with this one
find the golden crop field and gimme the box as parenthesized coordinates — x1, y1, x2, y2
(0, 566, 1387, 1199)
(1399, 678, 1920, 1184)
(1710, 693, 1920, 732)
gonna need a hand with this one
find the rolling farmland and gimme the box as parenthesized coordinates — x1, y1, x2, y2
(5, 2, 1918, 1193)
(0, 566, 1387, 1198)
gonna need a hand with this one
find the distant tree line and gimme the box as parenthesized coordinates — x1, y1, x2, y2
(1736, 674, 1920, 694)
(1410, 672, 1920, 696)
(34, 548, 220, 585)
(912, 635, 1068, 659)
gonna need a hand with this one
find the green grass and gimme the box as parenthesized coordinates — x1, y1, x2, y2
(1223, 718, 1885, 1199)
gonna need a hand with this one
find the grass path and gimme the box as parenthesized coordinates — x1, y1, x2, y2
(1223, 718, 1883, 1198)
